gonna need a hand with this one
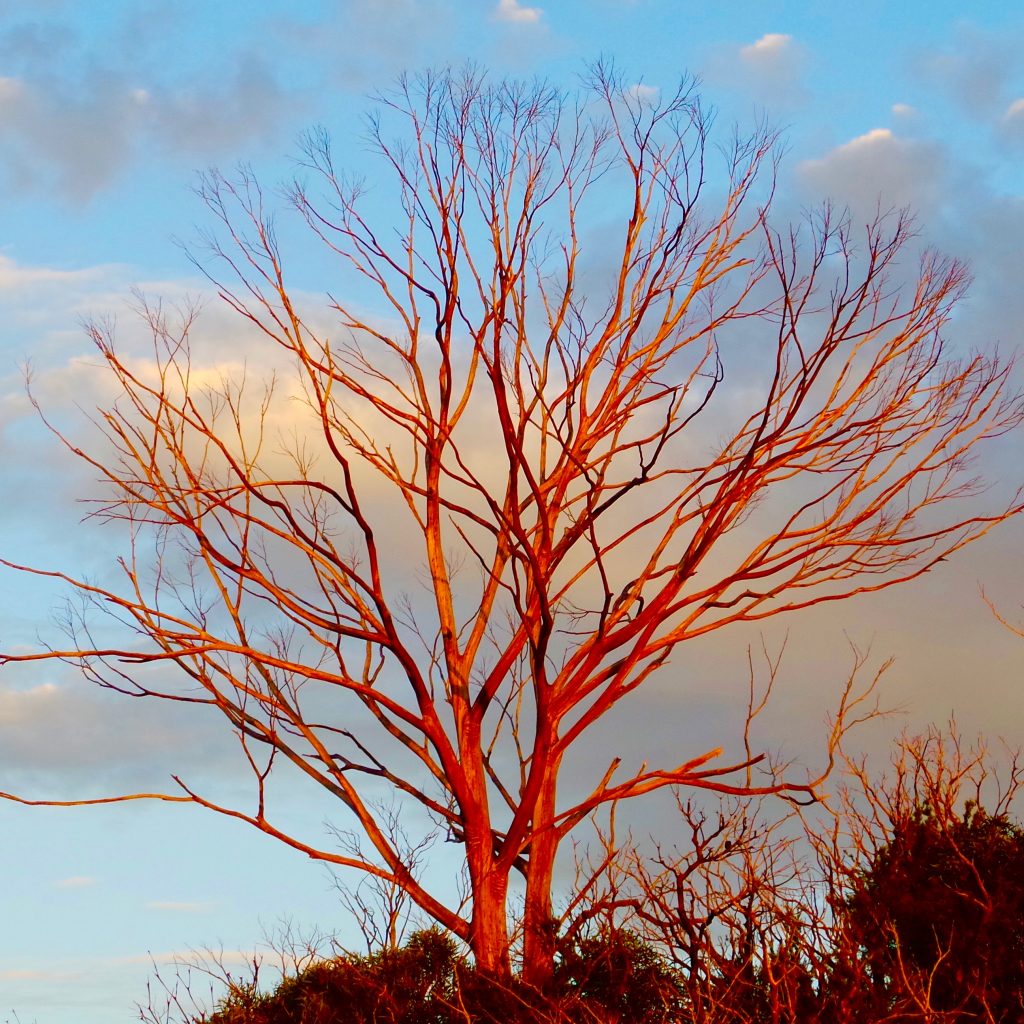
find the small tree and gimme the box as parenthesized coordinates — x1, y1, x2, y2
(2, 65, 1021, 985)
(822, 731, 1024, 1022)
(845, 804, 1024, 1020)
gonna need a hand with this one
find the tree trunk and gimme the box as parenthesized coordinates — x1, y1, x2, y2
(468, 850, 512, 978)
(459, 731, 513, 979)
(521, 775, 561, 989)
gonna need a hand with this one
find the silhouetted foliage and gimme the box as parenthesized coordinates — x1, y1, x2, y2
(554, 929, 686, 1023)
(165, 796, 1024, 1024)
(200, 927, 689, 1024)
(205, 930, 461, 1024)
(147, 733, 1024, 1024)
(833, 802, 1024, 1022)
(703, 945, 820, 1024)
(555, 732, 1024, 1024)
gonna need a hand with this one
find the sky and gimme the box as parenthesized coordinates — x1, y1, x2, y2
(1, 1, 1023, 1021)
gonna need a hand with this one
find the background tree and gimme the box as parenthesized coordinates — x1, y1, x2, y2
(561, 647, 845, 1023)
(819, 731, 1024, 1023)
(842, 803, 1024, 1021)
(2, 65, 1021, 985)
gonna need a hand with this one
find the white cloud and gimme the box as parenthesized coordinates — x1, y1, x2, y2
(740, 32, 793, 61)
(706, 32, 805, 107)
(54, 875, 96, 889)
(625, 83, 660, 106)
(1003, 98, 1024, 121)
(891, 102, 917, 118)
(494, 0, 542, 23)
(836, 126, 893, 149)
(798, 127, 947, 220)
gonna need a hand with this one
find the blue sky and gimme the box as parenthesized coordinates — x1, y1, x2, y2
(1, 2, 1023, 1021)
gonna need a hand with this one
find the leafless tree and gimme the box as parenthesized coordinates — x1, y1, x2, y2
(2, 64, 1021, 985)
(807, 728, 1024, 1023)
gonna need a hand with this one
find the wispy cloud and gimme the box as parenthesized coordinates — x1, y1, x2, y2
(915, 25, 1018, 117)
(54, 875, 96, 889)
(494, 0, 543, 23)
(0, 967, 85, 982)
(0, 947, 258, 991)
(270, 0, 460, 88)
(0, 253, 104, 290)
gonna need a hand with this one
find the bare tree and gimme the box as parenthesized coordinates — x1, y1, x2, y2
(327, 803, 445, 954)
(2, 64, 1021, 985)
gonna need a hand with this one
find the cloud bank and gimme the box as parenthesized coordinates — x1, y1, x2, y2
(0, 11, 302, 203)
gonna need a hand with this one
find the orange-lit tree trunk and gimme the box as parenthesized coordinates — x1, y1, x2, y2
(456, 715, 513, 978)
(2, 64, 1022, 984)
(521, 757, 563, 988)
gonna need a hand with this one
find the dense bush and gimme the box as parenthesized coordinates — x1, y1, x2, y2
(205, 930, 461, 1024)
(833, 802, 1024, 1021)
(553, 930, 685, 1024)
(201, 927, 686, 1024)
